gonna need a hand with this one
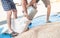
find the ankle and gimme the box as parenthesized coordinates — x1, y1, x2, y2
(8, 29, 14, 33)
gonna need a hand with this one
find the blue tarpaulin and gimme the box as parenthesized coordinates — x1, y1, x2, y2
(0, 33, 12, 38)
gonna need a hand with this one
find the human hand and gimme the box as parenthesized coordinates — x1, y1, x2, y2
(26, 4, 30, 8)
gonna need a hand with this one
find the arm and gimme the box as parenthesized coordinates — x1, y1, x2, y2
(22, 0, 28, 16)
(22, 0, 30, 20)
(27, 0, 37, 9)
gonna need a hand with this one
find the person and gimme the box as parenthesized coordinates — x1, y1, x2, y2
(22, 0, 37, 20)
(33, 0, 51, 23)
(21, 0, 37, 31)
(37, 0, 51, 23)
(1, 0, 18, 37)
(43, 0, 51, 23)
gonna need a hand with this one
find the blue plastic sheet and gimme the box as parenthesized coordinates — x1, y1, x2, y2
(0, 33, 12, 38)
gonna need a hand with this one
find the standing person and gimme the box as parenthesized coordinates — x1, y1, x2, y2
(36, 0, 51, 23)
(1, 0, 18, 36)
(42, 0, 51, 23)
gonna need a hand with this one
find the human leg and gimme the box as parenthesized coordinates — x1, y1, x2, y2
(42, 0, 51, 23)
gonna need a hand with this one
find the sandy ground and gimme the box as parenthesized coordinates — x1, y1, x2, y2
(15, 22, 60, 38)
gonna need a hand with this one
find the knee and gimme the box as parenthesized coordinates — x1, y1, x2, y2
(47, 5, 51, 9)
(7, 10, 12, 17)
